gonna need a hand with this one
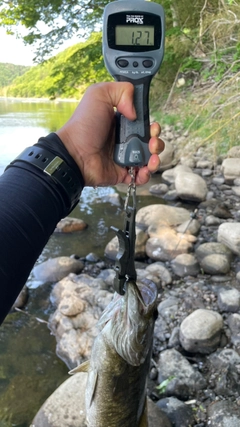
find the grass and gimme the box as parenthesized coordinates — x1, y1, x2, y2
(151, 67, 240, 160)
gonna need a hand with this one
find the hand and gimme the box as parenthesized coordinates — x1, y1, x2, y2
(57, 82, 164, 187)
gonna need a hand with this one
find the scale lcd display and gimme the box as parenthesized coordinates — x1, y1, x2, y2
(115, 25, 154, 46)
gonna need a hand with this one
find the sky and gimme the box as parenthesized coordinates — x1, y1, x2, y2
(0, 27, 79, 66)
(0, 28, 35, 66)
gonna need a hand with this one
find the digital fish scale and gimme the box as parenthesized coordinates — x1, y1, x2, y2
(103, 0, 165, 167)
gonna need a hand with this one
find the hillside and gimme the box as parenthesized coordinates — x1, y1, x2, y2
(0, 32, 110, 99)
(0, 63, 30, 88)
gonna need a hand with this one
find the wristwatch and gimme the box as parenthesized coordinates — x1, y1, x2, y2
(6, 145, 84, 212)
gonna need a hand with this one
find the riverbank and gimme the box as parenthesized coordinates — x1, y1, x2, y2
(30, 123, 240, 426)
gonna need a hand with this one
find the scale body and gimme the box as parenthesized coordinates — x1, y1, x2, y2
(103, 0, 165, 167)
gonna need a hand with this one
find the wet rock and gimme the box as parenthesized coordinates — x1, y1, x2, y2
(33, 257, 84, 283)
(12, 285, 28, 309)
(175, 171, 207, 202)
(95, 192, 122, 206)
(179, 309, 223, 354)
(32, 372, 87, 427)
(157, 397, 195, 427)
(217, 288, 240, 312)
(218, 222, 240, 255)
(157, 348, 206, 400)
(55, 217, 88, 233)
(149, 183, 169, 195)
(48, 274, 113, 368)
(171, 253, 200, 277)
(207, 400, 240, 427)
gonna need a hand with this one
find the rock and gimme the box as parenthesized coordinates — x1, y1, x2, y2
(149, 183, 169, 195)
(162, 169, 175, 184)
(158, 297, 179, 322)
(205, 215, 222, 226)
(196, 159, 213, 169)
(157, 348, 206, 400)
(157, 397, 195, 427)
(145, 262, 172, 286)
(32, 372, 171, 427)
(222, 158, 240, 182)
(95, 192, 122, 206)
(200, 254, 231, 275)
(147, 398, 173, 427)
(218, 222, 240, 256)
(176, 218, 201, 236)
(171, 253, 200, 277)
(210, 348, 240, 368)
(158, 141, 175, 172)
(12, 285, 28, 309)
(136, 205, 190, 230)
(179, 309, 223, 354)
(146, 228, 193, 262)
(33, 257, 84, 283)
(105, 226, 148, 260)
(175, 171, 208, 202)
(55, 217, 87, 233)
(227, 313, 240, 345)
(217, 288, 240, 312)
(227, 145, 240, 158)
(48, 274, 113, 368)
(207, 400, 240, 427)
(85, 253, 99, 262)
(32, 372, 87, 427)
(195, 242, 233, 263)
(213, 203, 233, 219)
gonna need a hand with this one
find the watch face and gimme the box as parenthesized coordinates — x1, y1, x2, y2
(107, 11, 162, 52)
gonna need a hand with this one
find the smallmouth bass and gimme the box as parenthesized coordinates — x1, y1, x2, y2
(70, 279, 158, 427)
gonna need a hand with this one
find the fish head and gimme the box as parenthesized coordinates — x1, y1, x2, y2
(99, 279, 158, 366)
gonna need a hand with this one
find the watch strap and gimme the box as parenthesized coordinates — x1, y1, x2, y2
(6, 145, 84, 212)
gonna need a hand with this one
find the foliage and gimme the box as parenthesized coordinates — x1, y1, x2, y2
(2, 32, 110, 99)
(0, 63, 30, 87)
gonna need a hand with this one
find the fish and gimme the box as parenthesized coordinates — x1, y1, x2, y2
(70, 278, 158, 427)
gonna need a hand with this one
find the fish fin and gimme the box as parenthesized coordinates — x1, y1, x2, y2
(86, 368, 98, 408)
(68, 360, 90, 375)
(139, 399, 148, 427)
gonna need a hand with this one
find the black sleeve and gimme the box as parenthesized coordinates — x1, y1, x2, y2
(0, 133, 84, 325)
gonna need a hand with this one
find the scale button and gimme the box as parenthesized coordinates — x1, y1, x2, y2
(133, 61, 139, 68)
(143, 60, 153, 68)
(117, 59, 129, 68)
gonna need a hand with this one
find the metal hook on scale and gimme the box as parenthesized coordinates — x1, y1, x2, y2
(111, 167, 137, 295)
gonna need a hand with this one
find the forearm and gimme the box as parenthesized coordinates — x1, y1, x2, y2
(0, 134, 84, 325)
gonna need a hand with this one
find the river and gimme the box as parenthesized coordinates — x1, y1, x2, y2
(0, 98, 162, 426)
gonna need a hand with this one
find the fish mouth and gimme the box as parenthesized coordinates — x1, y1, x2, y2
(129, 279, 158, 313)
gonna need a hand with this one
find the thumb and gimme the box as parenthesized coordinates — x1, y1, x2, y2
(107, 82, 136, 120)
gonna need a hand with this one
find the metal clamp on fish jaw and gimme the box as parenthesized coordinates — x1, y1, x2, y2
(111, 168, 137, 295)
